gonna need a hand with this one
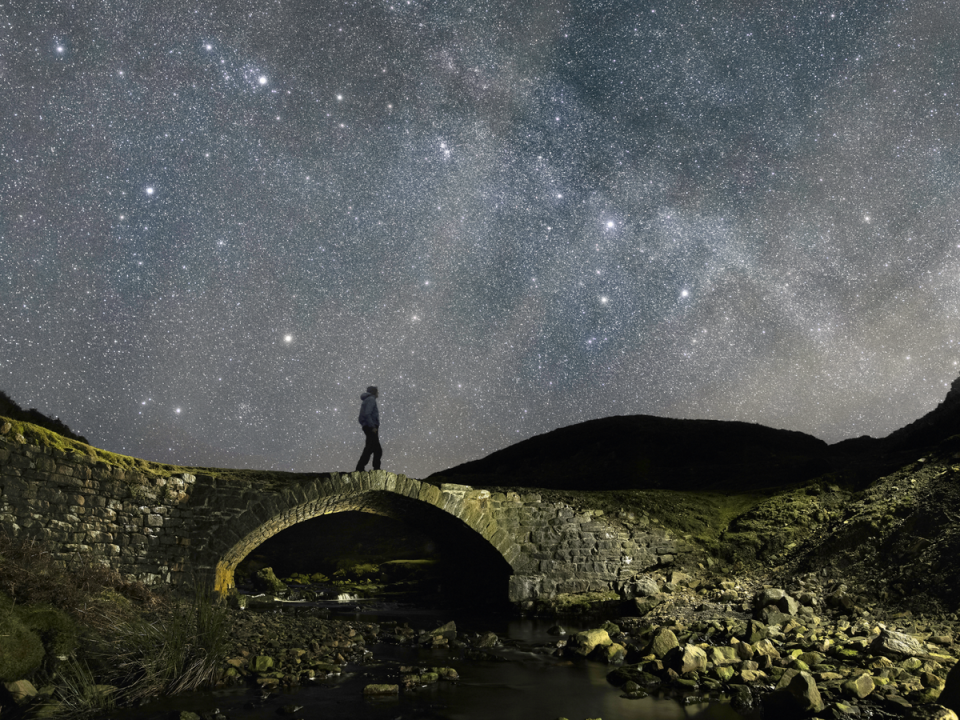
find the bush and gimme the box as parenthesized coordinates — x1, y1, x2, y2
(0, 607, 44, 681)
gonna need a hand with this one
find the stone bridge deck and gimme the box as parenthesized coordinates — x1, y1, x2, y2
(0, 435, 684, 603)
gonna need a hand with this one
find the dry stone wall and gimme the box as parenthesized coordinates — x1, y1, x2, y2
(0, 434, 686, 602)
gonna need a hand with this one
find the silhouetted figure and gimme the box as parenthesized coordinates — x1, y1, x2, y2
(355, 385, 382, 471)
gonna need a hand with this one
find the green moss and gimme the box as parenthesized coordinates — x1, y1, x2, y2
(0, 606, 45, 681)
(0, 415, 326, 490)
(0, 415, 189, 480)
(17, 604, 79, 658)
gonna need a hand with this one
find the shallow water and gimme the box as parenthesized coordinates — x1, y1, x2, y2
(107, 599, 749, 720)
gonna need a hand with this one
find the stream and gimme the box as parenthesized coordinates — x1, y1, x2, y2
(107, 592, 750, 720)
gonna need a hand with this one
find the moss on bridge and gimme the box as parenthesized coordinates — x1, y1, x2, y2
(0, 416, 354, 492)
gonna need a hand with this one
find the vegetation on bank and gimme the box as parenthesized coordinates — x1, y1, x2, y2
(0, 533, 230, 717)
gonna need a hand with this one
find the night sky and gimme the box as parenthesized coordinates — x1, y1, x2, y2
(3, 0, 959, 478)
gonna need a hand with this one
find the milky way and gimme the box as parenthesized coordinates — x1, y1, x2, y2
(2, 1, 959, 477)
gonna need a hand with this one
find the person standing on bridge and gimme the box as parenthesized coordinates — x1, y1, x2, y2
(355, 386, 382, 472)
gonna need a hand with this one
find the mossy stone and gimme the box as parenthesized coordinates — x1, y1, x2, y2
(17, 605, 78, 658)
(0, 610, 45, 681)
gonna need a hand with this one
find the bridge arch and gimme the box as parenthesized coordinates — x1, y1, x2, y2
(202, 472, 522, 598)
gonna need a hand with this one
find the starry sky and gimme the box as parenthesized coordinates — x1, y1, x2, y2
(2, 0, 960, 478)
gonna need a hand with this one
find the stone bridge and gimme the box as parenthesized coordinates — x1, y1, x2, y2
(0, 434, 684, 603)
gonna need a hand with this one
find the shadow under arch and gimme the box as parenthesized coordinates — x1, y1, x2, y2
(210, 480, 515, 604)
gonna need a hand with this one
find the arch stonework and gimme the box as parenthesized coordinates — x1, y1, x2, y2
(203, 473, 518, 597)
(0, 436, 685, 603)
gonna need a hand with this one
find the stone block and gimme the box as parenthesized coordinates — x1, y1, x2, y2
(418, 483, 442, 507)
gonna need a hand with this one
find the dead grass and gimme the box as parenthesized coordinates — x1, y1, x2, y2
(0, 532, 159, 625)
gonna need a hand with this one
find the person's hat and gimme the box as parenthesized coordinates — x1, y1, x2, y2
(366, 386, 378, 395)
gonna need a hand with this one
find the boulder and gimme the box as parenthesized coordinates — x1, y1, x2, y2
(475, 631, 499, 648)
(623, 576, 660, 598)
(757, 588, 800, 616)
(596, 643, 627, 664)
(872, 628, 926, 657)
(649, 627, 679, 658)
(633, 595, 664, 615)
(753, 638, 781, 661)
(772, 669, 825, 715)
(759, 606, 790, 627)
(250, 656, 274, 673)
(708, 646, 739, 667)
(570, 628, 612, 656)
(3, 679, 38, 705)
(741, 619, 768, 644)
(841, 672, 875, 699)
(734, 640, 755, 660)
(677, 644, 707, 675)
(430, 621, 457, 640)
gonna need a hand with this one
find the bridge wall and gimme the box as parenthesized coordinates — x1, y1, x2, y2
(0, 432, 684, 602)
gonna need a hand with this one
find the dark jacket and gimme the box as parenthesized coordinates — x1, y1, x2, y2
(358, 392, 379, 428)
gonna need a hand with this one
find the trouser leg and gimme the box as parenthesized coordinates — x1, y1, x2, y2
(371, 431, 382, 470)
(357, 427, 381, 471)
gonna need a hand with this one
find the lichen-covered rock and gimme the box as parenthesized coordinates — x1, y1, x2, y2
(676, 644, 707, 674)
(841, 672, 875, 699)
(3, 679, 38, 705)
(872, 628, 925, 657)
(569, 628, 611, 656)
(708, 645, 739, 666)
(649, 627, 679, 658)
(753, 638, 781, 661)
(249, 655, 274, 673)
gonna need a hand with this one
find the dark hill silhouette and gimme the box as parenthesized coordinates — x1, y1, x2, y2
(429, 414, 834, 491)
(0, 389, 89, 444)
(429, 374, 960, 491)
(881, 375, 960, 452)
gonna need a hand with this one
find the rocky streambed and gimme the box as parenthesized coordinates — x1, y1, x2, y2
(148, 571, 960, 720)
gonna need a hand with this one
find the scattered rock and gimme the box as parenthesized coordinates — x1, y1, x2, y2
(3, 679, 38, 705)
(841, 672, 875, 699)
(569, 628, 611, 656)
(772, 669, 825, 715)
(649, 627, 679, 658)
(362, 684, 399, 695)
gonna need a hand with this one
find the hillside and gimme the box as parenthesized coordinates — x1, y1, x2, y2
(429, 375, 960, 614)
(428, 415, 834, 491)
